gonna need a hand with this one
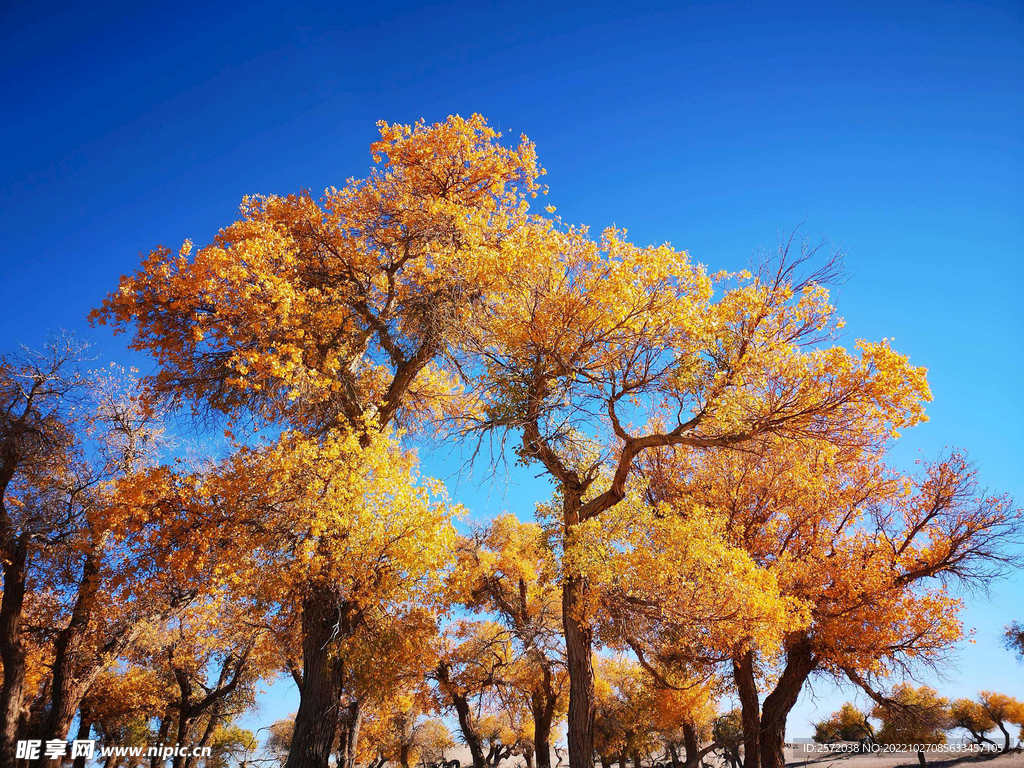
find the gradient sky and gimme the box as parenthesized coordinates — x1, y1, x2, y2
(2, 0, 1022, 742)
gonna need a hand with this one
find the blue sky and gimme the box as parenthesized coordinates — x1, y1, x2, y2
(2, 0, 1022, 741)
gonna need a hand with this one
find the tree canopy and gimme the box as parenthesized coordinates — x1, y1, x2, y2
(0, 114, 1018, 768)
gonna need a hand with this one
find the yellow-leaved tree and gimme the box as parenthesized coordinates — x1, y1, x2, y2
(461, 228, 932, 768)
(92, 114, 545, 768)
(872, 684, 949, 767)
(0, 341, 224, 766)
(640, 438, 1019, 768)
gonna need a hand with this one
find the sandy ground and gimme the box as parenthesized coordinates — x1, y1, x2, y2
(427, 747, 1024, 768)
(783, 751, 1024, 768)
(430, 748, 1024, 768)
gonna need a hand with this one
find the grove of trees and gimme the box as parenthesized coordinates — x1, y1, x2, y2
(1, 114, 1020, 768)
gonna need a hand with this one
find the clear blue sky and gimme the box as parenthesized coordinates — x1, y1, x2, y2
(2, 0, 1022, 741)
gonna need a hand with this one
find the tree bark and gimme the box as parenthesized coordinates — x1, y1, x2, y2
(188, 708, 223, 768)
(285, 590, 351, 768)
(173, 677, 194, 768)
(451, 695, 485, 768)
(435, 664, 485, 768)
(337, 699, 361, 768)
(563, 577, 594, 768)
(150, 712, 171, 768)
(36, 552, 103, 745)
(996, 721, 1011, 753)
(347, 704, 362, 768)
(71, 714, 91, 768)
(758, 640, 815, 768)
(0, 543, 29, 768)
(531, 671, 556, 768)
(681, 724, 699, 768)
(731, 651, 760, 768)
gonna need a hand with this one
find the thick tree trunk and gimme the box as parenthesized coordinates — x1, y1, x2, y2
(531, 673, 556, 768)
(732, 651, 760, 768)
(917, 750, 927, 767)
(338, 699, 361, 768)
(681, 724, 699, 768)
(758, 640, 815, 768)
(188, 708, 223, 768)
(37, 553, 103, 745)
(563, 577, 594, 768)
(0, 544, 29, 768)
(285, 591, 350, 768)
(348, 706, 362, 768)
(172, 704, 192, 768)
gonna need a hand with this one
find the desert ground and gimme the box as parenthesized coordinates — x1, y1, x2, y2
(784, 752, 1024, 768)
(427, 747, 1024, 768)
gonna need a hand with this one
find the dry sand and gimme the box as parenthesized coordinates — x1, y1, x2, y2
(428, 749, 1024, 768)
(783, 751, 1024, 768)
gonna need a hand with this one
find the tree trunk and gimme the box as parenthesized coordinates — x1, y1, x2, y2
(173, 704, 192, 768)
(732, 651, 760, 768)
(618, 751, 626, 768)
(188, 708, 223, 768)
(348, 705, 363, 768)
(531, 673, 556, 768)
(996, 721, 1011, 752)
(285, 590, 350, 768)
(436, 666, 485, 768)
(563, 577, 594, 768)
(150, 712, 171, 768)
(37, 552, 103, 744)
(0, 543, 29, 768)
(338, 699, 361, 768)
(631, 753, 641, 768)
(965, 729, 994, 749)
(758, 640, 815, 768)
(681, 725, 698, 768)
(337, 705, 351, 768)
(917, 750, 927, 767)
(71, 714, 91, 768)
